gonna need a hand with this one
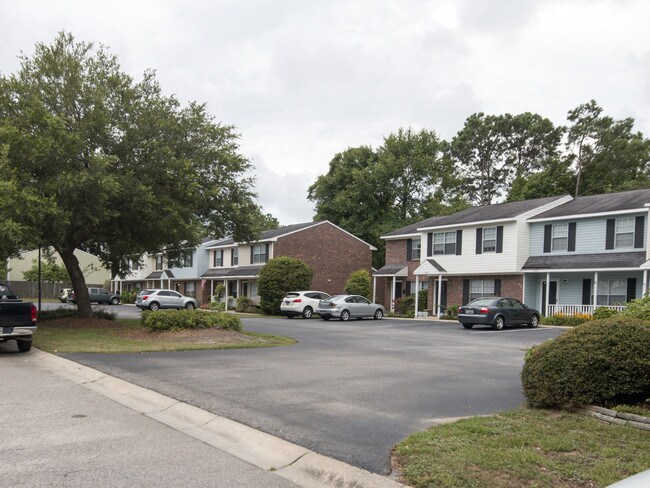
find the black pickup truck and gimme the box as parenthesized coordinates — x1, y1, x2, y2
(0, 283, 37, 352)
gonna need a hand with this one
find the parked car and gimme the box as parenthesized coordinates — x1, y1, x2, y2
(280, 291, 331, 319)
(0, 282, 37, 352)
(59, 288, 73, 303)
(316, 295, 385, 321)
(71, 287, 121, 305)
(135, 289, 198, 311)
(457, 297, 540, 330)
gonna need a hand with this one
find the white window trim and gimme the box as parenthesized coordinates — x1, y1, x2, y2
(615, 218, 634, 249)
(412, 239, 421, 260)
(551, 223, 568, 252)
(433, 231, 456, 255)
(597, 279, 627, 306)
(469, 279, 495, 301)
(482, 227, 497, 253)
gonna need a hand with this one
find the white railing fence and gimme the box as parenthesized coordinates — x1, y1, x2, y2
(547, 304, 626, 316)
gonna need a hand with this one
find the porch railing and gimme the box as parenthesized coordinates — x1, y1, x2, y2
(547, 304, 626, 317)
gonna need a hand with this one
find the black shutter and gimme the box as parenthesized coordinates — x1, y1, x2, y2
(456, 230, 463, 256)
(568, 222, 577, 252)
(494, 279, 501, 296)
(582, 279, 591, 305)
(265, 243, 270, 262)
(627, 278, 637, 302)
(230, 249, 234, 266)
(405, 281, 412, 295)
(213, 251, 217, 267)
(462, 279, 470, 304)
(634, 216, 644, 248)
(407, 239, 413, 261)
(496, 226, 504, 253)
(543, 224, 552, 253)
(220, 250, 224, 265)
(476, 228, 483, 254)
(605, 219, 615, 249)
(427, 232, 433, 257)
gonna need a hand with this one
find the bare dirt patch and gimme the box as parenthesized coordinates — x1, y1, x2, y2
(42, 318, 118, 329)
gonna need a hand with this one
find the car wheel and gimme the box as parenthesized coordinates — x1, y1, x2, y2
(528, 314, 539, 328)
(17, 339, 32, 353)
(373, 309, 384, 320)
(492, 315, 505, 330)
(322, 316, 330, 321)
(462, 323, 473, 329)
(111, 297, 120, 305)
(185, 302, 195, 310)
(149, 302, 160, 311)
(302, 306, 313, 319)
(340, 310, 350, 321)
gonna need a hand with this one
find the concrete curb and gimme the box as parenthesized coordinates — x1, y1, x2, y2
(28, 349, 405, 488)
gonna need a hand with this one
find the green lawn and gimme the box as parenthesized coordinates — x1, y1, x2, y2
(394, 408, 650, 488)
(33, 318, 296, 353)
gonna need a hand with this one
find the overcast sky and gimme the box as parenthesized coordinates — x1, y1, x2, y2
(2, 0, 649, 225)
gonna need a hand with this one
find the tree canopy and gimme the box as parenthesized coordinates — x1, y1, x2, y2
(0, 33, 267, 316)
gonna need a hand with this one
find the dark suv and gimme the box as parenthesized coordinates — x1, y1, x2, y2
(71, 287, 121, 305)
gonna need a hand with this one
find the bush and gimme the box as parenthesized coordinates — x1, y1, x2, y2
(344, 269, 372, 298)
(258, 256, 313, 315)
(441, 304, 459, 319)
(621, 294, 650, 320)
(541, 312, 592, 327)
(521, 316, 650, 408)
(141, 309, 242, 332)
(236, 296, 254, 313)
(92, 307, 117, 320)
(120, 289, 139, 304)
(394, 295, 415, 315)
(417, 289, 428, 312)
(38, 307, 116, 321)
(593, 307, 619, 320)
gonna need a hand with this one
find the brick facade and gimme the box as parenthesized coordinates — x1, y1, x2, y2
(274, 222, 373, 296)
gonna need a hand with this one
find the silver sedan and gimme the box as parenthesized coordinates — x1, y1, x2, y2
(316, 295, 385, 321)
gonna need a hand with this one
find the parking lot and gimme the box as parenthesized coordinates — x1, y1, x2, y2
(61, 315, 565, 474)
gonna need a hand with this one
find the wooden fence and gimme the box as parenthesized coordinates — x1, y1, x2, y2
(7, 281, 103, 299)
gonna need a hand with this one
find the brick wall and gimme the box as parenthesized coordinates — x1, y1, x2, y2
(446, 275, 523, 308)
(274, 222, 373, 296)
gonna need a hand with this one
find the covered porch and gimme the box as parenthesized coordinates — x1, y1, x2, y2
(413, 259, 448, 317)
(201, 266, 262, 311)
(372, 263, 408, 313)
(522, 252, 649, 316)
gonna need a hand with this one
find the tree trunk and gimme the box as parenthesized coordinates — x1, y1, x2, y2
(57, 246, 93, 318)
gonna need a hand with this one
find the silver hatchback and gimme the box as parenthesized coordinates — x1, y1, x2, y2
(316, 295, 385, 321)
(135, 289, 198, 311)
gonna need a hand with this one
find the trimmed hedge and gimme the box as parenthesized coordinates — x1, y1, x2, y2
(39, 308, 117, 321)
(541, 312, 591, 327)
(521, 317, 650, 408)
(141, 309, 242, 332)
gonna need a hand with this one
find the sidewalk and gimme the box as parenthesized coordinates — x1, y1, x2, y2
(0, 347, 403, 488)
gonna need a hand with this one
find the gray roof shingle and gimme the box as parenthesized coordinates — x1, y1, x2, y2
(382, 216, 447, 238)
(531, 189, 650, 219)
(522, 252, 647, 270)
(201, 266, 262, 278)
(206, 221, 326, 247)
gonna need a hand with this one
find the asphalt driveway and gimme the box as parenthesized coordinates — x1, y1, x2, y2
(64, 317, 565, 474)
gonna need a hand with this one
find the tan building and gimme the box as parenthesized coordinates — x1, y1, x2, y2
(7, 248, 111, 285)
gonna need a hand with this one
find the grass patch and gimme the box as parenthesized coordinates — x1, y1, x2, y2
(33, 317, 296, 353)
(394, 408, 650, 488)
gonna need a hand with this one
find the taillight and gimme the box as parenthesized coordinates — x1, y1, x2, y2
(329, 303, 336, 307)
(292, 298, 302, 303)
(31, 304, 38, 323)
(480, 307, 489, 313)
(143, 295, 149, 301)
(458, 307, 464, 313)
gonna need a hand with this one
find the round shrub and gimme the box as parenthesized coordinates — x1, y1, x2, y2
(521, 316, 650, 408)
(343, 269, 372, 298)
(592, 307, 619, 320)
(141, 309, 242, 332)
(258, 256, 312, 315)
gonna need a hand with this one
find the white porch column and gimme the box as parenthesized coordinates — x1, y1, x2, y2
(437, 274, 443, 316)
(593, 272, 598, 307)
(414, 275, 420, 316)
(545, 272, 550, 317)
(210, 279, 214, 301)
(372, 276, 376, 303)
(644, 270, 648, 297)
(391, 276, 396, 313)
(224, 278, 229, 311)
(160, 277, 163, 289)
(521, 274, 526, 304)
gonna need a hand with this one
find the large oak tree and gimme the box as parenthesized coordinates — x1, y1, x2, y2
(0, 33, 264, 316)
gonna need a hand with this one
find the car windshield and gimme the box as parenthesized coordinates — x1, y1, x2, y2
(467, 298, 494, 306)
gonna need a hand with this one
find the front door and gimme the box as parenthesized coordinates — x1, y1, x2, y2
(541, 281, 558, 316)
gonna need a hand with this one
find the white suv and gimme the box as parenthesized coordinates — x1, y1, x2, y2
(280, 291, 331, 319)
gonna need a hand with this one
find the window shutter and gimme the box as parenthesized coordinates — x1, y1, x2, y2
(265, 243, 270, 262)
(605, 219, 615, 249)
(427, 232, 433, 257)
(230, 249, 234, 266)
(220, 250, 224, 265)
(405, 281, 412, 295)
(634, 216, 644, 248)
(582, 279, 591, 305)
(456, 230, 462, 255)
(475, 228, 483, 254)
(406, 239, 413, 261)
(496, 226, 504, 253)
(494, 279, 501, 296)
(568, 222, 577, 252)
(543, 225, 552, 253)
(627, 278, 637, 302)
(462, 279, 470, 304)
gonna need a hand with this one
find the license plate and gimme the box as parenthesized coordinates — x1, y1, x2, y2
(464, 309, 474, 315)
(284, 301, 291, 305)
